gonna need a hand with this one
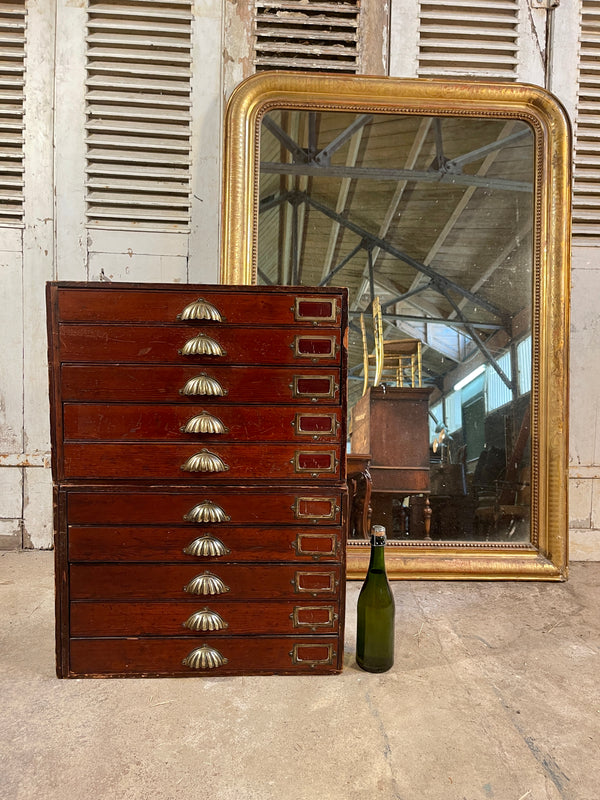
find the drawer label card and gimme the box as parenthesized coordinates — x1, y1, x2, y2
(294, 570, 337, 594)
(292, 532, 338, 558)
(294, 297, 337, 322)
(293, 412, 338, 436)
(292, 375, 336, 399)
(294, 450, 337, 474)
(294, 335, 336, 358)
(292, 605, 337, 629)
(290, 643, 335, 666)
(293, 496, 339, 521)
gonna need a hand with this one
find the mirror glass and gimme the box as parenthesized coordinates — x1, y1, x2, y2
(257, 108, 534, 545)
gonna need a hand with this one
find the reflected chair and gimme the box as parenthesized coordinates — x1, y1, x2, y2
(360, 297, 422, 394)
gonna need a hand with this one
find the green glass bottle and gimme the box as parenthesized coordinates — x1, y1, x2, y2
(356, 525, 395, 673)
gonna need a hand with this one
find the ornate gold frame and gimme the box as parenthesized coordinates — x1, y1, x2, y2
(220, 72, 571, 580)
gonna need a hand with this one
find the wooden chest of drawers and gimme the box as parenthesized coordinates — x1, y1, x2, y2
(47, 282, 348, 677)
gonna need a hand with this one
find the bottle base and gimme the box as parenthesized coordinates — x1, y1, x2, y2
(356, 659, 393, 673)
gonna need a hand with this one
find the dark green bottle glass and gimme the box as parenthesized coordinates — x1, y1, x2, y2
(356, 525, 395, 673)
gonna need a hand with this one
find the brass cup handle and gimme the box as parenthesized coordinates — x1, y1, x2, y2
(182, 644, 228, 670)
(177, 297, 223, 322)
(183, 608, 229, 631)
(183, 534, 230, 557)
(179, 333, 226, 357)
(181, 450, 229, 473)
(183, 500, 230, 523)
(183, 571, 230, 596)
(179, 374, 227, 396)
(180, 412, 228, 434)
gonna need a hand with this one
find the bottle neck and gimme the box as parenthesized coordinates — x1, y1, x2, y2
(368, 536, 387, 572)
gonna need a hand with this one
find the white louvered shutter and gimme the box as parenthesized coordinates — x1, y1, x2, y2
(574, 0, 600, 242)
(254, 0, 362, 73)
(85, 0, 193, 230)
(0, 1, 25, 226)
(417, 0, 520, 80)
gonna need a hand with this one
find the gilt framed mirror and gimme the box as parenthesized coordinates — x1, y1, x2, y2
(221, 72, 571, 580)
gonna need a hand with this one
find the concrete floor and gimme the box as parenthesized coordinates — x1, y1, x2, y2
(1, 552, 598, 800)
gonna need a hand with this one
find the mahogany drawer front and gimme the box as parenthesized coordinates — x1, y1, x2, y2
(63, 403, 343, 443)
(68, 525, 343, 563)
(54, 284, 346, 327)
(70, 599, 341, 636)
(69, 564, 343, 600)
(58, 324, 342, 366)
(66, 488, 345, 526)
(68, 635, 343, 676)
(62, 442, 343, 482)
(60, 364, 342, 404)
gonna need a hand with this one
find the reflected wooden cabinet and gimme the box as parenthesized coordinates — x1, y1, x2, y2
(47, 282, 348, 677)
(350, 386, 434, 536)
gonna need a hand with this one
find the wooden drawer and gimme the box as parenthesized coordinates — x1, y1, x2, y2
(58, 324, 342, 366)
(54, 283, 346, 327)
(60, 364, 342, 404)
(66, 488, 345, 526)
(68, 525, 343, 563)
(62, 403, 343, 443)
(69, 564, 343, 600)
(62, 442, 343, 482)
(68, 635, 343, 676)
(70, 599, 341, 636)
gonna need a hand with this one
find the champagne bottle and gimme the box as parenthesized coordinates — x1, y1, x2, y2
(356, 525, 395, 673)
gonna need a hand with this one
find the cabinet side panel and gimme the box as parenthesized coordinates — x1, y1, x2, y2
(54, 486, 69, 677)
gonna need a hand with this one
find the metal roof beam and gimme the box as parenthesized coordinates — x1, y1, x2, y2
(349, 311, 503, 331)
(441, 287, 515, 392)
(261, 115, 308, 163)
(445, 128, 532, 173)
(314, 114, 373, 165)
(260, 161, 532, 192)
(302, 192, 508, 320)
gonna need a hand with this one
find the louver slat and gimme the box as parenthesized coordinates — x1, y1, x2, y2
(254, 0, 361, 74)
(0, 2, 25, 225)
(85, 0, 192, 230)
(417, 0, 519, 81)
(574, 2, 600, 241)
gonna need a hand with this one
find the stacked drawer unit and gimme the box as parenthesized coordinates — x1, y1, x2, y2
(47, 282, 348, 678)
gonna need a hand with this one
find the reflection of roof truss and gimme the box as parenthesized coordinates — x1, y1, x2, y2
(355, 310, 503, 332)
(397, 121, 526, 320)
(260, 114, 529, 392)
(260, 188, 515, 387)
(261, 189, 506, 318)
(260, 159, 532, 193)
(303, 192, 508, 321)
(260, 115, 532, 192)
